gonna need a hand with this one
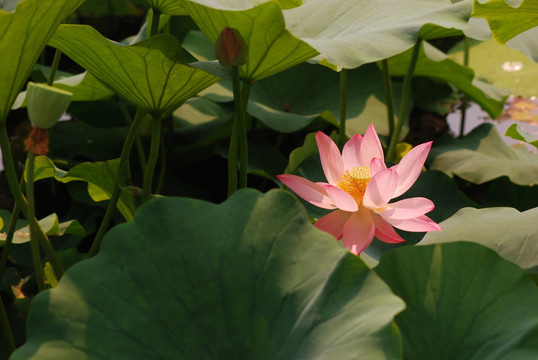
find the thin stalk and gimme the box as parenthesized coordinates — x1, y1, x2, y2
(149, 8, 161, 37)
(26, 151, 45, 292)
(89, 108, 145, 257)
(155, 132, 167, 194)
(238, 79, 251, 189)
(0, 296, 15, 355)
(117, 99, 146, 172)
(386, 38, 422, 163)
(0, 127, 64, 277)
(47, 49, 62, 86)
(338, 69, 348, 147)
(227, 117, 239, 197)
(142, 116, 161, 203)
(459, 37, 470, 138)
(382, 59, 396, 138)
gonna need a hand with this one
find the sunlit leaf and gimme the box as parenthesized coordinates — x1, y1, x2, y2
(30, 156, 136, 221)
(428, 123, 538, 186)
(505, 123, 538, 149)
(0, 213, 85, 244)
(375, 242, 538, 359)
(284, 0, 472, 69)
(12, 190, 404, 359)
(49, 24, 219, 116)
(183, 0, 318, 81)
(0, 0, 85, 123)
(473, 0, 538, 44)
(420, 206, 538, 272)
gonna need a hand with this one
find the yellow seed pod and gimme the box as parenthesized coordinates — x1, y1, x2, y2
(26, 82, 72, 129)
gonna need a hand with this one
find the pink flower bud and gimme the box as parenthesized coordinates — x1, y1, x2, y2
(215, 27, 247, 66)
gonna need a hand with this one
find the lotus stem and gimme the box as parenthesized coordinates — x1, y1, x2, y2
(47, 49, 62, 86)
(238, 78, 251, 189)
(25, 151, 45, 291)
(459, 36, 470, 138)
(142, 116, 161, 203)
(117, 99, 146, 172)
(338, 68, 348, 147)
(149, 8, 161, 37)
(89, 108, 145, 257)
(382, 59, 395, 138)
(387, 38, 421, 163)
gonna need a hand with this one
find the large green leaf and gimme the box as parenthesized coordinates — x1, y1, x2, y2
(375, 242, 538, 359)
(428, 123, 538, 185)
(473, 0, 538, 44)
(31, 156, 136, 221)
(12, 190, 404, 359)
(0, 0, 85, 123)
(183, 0, 318, 82)
(48, 25, 219, 116)
(283, 0, 472, 69)
(389, 41, 509, 118)
(420, 207, 538, 272)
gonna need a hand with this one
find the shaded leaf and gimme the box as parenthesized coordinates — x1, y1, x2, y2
(147, 0, 187, 15)
(49, 25, 219, 116)
(13, 190, 404, 359)
(375, 242, 538, 359)
(428, 123, 538, 185)
(0, 0, 85, 122)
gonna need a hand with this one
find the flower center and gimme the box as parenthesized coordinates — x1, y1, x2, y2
(337, 166, 371, 202)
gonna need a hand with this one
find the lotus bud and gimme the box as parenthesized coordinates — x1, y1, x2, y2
(215, 27, 247, 66)
(26, 82, 72, 129)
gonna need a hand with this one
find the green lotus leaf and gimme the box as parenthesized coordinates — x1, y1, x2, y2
(428, 123, 538, 186)
(0, 213, 85, 244)
(183, 0, 318, 82)
(375, 242, 538, 359)
(505, 123, 538, 149)
(48, 24, 219, 116)
(388, 41, 509, 119)
(0, 0, 85, 123)
(473, 0, 538, 44)
(31, 156, 136, 221)
(147, 0, 187, 15)
(420, 206, 538, 272)
(283, 0, 472, 69)
(12, 190, 404, 359)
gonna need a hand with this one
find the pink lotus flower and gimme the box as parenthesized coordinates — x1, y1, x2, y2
(277, 124, 441, 254)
